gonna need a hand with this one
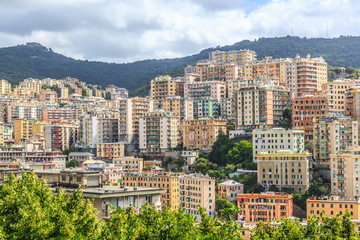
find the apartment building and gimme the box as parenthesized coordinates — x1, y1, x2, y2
(45, 123, 79, 151)
(192, 98, 220, 119)
(257, 151, 312, 193)
(150, 75, 182, 107)
(162, 96, 191, 120)
(118, 97, 153, 143)
(184, 81, 226, 102)
(252, 128, 305, 162)
(182, 118, 226, 151)
(313, 117, 358, 168)
(139, 109, 180, 157)
(292, 95, 328, 142)
(14, 119, 45, 143)
(10, 105, 44, 120)
(307, 196, 360, 220)
(321, 80, 355, 114)
(111, 88, 128, 100)
(346, 87, 360, 123)
(38, 89, 58, 103)
(0, 122, 4, 146)
(113, 156, 143, 172)
(14, 78, 42, 97)
(237, 192, 293, 223)
(143, 160, 162, 169)
(60, 87, 69, 99)
(42, 108, 79, 122)
(68, 152, 94, 166)
(121, 172, 180, 210)
(181, 150, 199, 166)
(330, 147, 360, 199)
(210, 49, 256, 66)
(232, 83, 290, 130)
(218, 180, 244, 202)
(180, 173, 216, 220)
(0, 79, 11, 95)
(80, 111, 119, 148)
(96, 142, 125, 162)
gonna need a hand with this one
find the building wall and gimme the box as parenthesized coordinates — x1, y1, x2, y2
(307, 198, 360, 220)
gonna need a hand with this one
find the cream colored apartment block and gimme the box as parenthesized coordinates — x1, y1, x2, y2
(252, 128, 305, 162)
(60, 87, 69, 99)
(330, 147, 360, 199)
(150, 75, 178, 106)
(211, 49, 256, 66)
(233, 83, 290, 130)
(139, 109, 180, 156)
(0, 80, 11, 95)
(118, 97, 153, 143)
(121, 173, 180, 210)
(257, 151, 312, 193)
(218, 180, 244, 202)
(182, 118, 226, 151)
(321, 80, 355, 114)
(313, 117, 358, 168)
(113, 156, 143, 172)
(96, 142, 125, 162)
(162, 96, 192, 120)
(0, 122, 4, 146)
(180, 174, 216, 221)
(184, 81, 226, 102)
(14, 119, 45, 143)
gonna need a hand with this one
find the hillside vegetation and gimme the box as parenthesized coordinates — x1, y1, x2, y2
(1, 36, 360, 96)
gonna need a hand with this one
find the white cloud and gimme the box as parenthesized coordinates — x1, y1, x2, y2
(0, 0, 358, 62)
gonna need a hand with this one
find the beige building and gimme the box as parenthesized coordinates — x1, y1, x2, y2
(313, 117, 358, 168)
(60, 87, 69, 99)
(113, 156, 143, 172)
(252, 128, 305, 162)
(184, 81, 226, 102)
(14, 119, 45, 143)
(0, 79, 11, 95)
(330, 147, 360, 199)
(150, 75, 181, 107)
(118, 97, 153, 143)
(121, 172, 180, 210)
(231, 83, 290, 130)
(307, 196, 360, 220)
(38, 89, 58, 103)
(45, 123, 79, 151)
(182, 118, 226, 151)
(257, 150, 312, 193)
(346, 87, 360, 123)
(96, 142, 125, 162)
(0, 122, 4, 146)
(180, 173, 216, 220)
(162, 96, 192, 120)
(210, 49, 256, 66)
(321, 80, 355, 114)
(139, 109, 180, 158)
(218, 180, 244, 202)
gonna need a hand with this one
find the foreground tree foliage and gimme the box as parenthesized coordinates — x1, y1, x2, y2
(251, 211, 359, 240)
(0, 171, 242, 240)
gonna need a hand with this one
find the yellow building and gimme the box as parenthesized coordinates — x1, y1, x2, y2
(150, 75, 178, 106)
(210, 49, 256, 66)
(121, 172, 180, 210)
(257, 150, 312, 193)
(330, 147, 360, 199)
(113, 156, 143, 172)
(182, 118, 226, 151)
(143, 160, 162, 169)
(14, 119, 45, 143)
(96, 142, 125, 162)
(0, 79, 11, 95)
(218, 180, 244, 202)
(307, 196, 360, 220)
(162, 96, 192, 120)
(321, 80, 355, 114)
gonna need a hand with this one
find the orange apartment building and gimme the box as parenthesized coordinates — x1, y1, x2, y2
(237, 192, 293, 223)
(346, 87, 360, 123)
(150, 75, 183, 107)
(96, 142, 125, 162)
(182, 118, 226, 151)
(121, 172, 180, 210)
(321, 80, 355, 114)
(42, 108, 79, 122)
(38, 89, 58, 103)
(292, 95, 328, 142)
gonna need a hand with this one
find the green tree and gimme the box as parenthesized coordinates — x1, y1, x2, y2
(252, 183, 265, 193)
(105, 92, 111, 100)
(279, 106, 292, 129)
(215, 198, 239, 220)
(0, 171, 102, 239)
(66, 159, 78, 168)
(305, 141, 314, 153)
(226, 141, 253, 166)
(195, 158, 208, 174)
(346, 66, 355, 75)
(268, 185, 280, 192)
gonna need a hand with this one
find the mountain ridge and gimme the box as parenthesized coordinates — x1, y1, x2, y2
(1, 36, 360, 96)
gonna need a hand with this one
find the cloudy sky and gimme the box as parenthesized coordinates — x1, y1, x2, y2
(0, 0, 358, 63)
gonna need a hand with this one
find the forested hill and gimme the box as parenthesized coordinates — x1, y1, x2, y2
(1, 36, 360, 95)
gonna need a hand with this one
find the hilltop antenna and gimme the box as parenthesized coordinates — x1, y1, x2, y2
(292, 27, 293, 36)
(326, 25, 328, 38)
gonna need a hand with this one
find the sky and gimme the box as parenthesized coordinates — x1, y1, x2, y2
(0, 0, 358, 63)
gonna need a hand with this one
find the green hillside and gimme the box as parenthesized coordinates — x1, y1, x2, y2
(1, 36, 360, 96)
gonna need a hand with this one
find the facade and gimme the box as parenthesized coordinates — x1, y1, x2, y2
(113, 156, 143, 172)
(118, 97, 153, 143)
(346, 87, 360, 123)
(192, 98, 220, 119)
(121, 173, 180, 210)
(330, 147, 360, 199)
(179, 173, 216, 221)
(68, 152, 94, 166)
(150, 75, 179, 106)
(45, 123, 79, 151)
(143, 160, 162, 169)
(111, 88, 129, 100)
(313, 117, 358, 168)
(210, 49, 256, 66)
(182, 118, 226, 151)
(42, 108, 79, 122)
(96, 142, 125, 162)
(292, 95, 328, 142)
(38, 89, 58, 103)
(232, 84, 290, 130)
(237, 192, 293, 223)
(218, 180, 244, 202)
(14, 119, 45, 143)
(252, 128, 305, 162)
(307, 196, 360, 220)
(321, 80, 355, 114)
(181, 150, 199, 166)
(184, 81, 226, 102)
(139, 110, 180, 157)
(162, 96, 191, 120)
(0, 122, 3, 146)
(0, 79, 11, 95)
(257, 151, 312, 193)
